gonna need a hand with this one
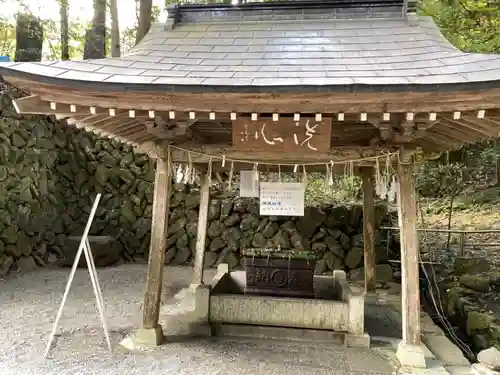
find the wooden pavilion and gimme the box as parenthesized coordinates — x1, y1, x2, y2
(2, 0, 500, 368)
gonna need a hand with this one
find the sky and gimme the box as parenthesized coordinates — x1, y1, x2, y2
(2, 0, 166, 28)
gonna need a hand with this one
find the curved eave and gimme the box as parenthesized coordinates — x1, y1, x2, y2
(3, 67, 500, 94)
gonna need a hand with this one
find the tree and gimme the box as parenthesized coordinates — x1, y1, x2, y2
(421, 0, 500, 53)
(121, 5, 160, 53)
(0, 20, 15, 58)
(58, 0, 69, 60)
(109, 0, 120, 57)
(83, 0, 107, 59)
(135, 0, 152, 45)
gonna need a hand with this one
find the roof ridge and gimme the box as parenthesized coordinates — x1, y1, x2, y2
(166, 0, 411, 29)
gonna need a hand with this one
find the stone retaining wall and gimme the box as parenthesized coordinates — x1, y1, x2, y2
(438, 257, 500, 353)
(0, 112, 399, 279)
(166, 184, 397, 280)
(0, 113, 155, 275)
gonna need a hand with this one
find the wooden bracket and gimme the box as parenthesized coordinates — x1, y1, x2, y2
(378, 123, 393, 140)
(145, 118, 197, 141)
(11, 95, 47, 114)
(399, 120, 414, 137)
(372, 116, 437, 144)
(135, 141, 168, 159)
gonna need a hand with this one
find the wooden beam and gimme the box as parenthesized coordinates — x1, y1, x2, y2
(142, 156, 171, 333)
(166, 144, 399, 165)
(396, 157, 421, 347)
(192, 173, 210, 285)
(12, 95, 48, 114)
(360, 167, 376, 293)
(16, 79, 500, 113)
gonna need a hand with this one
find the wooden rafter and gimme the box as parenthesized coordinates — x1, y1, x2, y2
(5, 76, 500, 113)
(9, 92, 500, 162)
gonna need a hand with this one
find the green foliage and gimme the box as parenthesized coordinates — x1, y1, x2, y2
(0, 1, 163, 59)
(416, 161, 467, 198)
(242, 248, 317, 260)
(0, 21, 15, 57)
(416, 139, 500, 203)
(421, 0, 500, 53)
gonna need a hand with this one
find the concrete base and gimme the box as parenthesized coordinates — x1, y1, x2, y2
(396, 341, 427, 368)
(119, 325, 164, 351)
(212, 323, 371, 348)
(212, 323, 346, 345)
(345, 333, 371, 348)
(364, 292, 379, 306)
(161, 283, 212, 338)
(472, 363, 500, 375)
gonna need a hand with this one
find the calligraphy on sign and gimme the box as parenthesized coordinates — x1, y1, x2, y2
(232, 118, 332, 153)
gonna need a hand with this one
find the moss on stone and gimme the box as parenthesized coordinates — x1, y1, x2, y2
(467, 311, 492, 334)
(242, 248, 317, 260)
(455, 257, 490, 276)
(459, 274, 490, 293)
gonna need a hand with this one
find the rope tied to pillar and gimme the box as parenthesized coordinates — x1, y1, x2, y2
(252, 162, 259, 182)
(324, 163, 331, 192)
(227, 161, 234, 193)
(166, 147, 173, 178)
(183, 150, 194, 184)
(302, 165, 308, 186)
(207, 156, 213, 183)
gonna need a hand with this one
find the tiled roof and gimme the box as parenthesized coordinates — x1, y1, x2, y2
(1, 2, 500, 91)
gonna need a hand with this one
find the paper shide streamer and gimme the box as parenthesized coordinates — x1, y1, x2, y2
(165, 146, 400, 194)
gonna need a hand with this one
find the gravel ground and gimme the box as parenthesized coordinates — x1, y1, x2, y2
(0, 265, 396, 375)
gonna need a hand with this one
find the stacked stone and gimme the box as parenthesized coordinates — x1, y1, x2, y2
(0, 113, 64, 275)
(52, 125, 156, 262)
(0, 115, 156, 276)
(439, 257, 500, 354)
(165, 185, 398, 281)
(0, 110, 399, 279)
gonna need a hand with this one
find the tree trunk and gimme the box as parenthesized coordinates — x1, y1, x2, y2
(109, 0, 120, 57)
(445, 188, 457, 249)
(494, 139, 500, 186)
(59, 0, 69, 60)
(15, 13, 43, 62)
(135, 0, 153, 45)
(83, 0, 106, 59)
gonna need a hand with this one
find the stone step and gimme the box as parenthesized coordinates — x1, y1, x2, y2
(211, 323, 346, 345)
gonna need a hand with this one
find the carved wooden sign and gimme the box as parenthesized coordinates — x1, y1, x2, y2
(232, 117, 332, 153)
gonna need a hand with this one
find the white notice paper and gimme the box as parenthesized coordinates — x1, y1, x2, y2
(239, 170, 259, 198)
(259, 182, 305, 216)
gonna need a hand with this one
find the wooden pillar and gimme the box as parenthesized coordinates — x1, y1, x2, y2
(192, 173, 210, 285)
(142, 156, 171, 329)
(360, 167, 376, 293)
(396, 159, 421, 346)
